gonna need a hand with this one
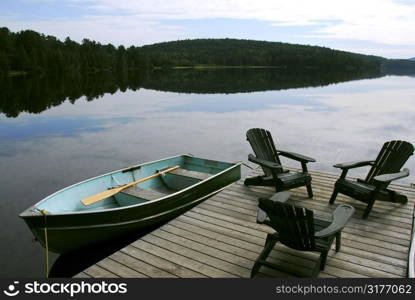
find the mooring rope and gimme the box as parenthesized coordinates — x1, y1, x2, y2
(36, 208, 49, 278)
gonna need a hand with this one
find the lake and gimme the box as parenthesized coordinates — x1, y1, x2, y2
(0, 69, 414, 277)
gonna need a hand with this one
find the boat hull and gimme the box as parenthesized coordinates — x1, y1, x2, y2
(20, 155, 241, 253)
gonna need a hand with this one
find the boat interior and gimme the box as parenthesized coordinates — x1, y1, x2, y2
(113, 167, 212, 207)
(35, 155, 234, 213)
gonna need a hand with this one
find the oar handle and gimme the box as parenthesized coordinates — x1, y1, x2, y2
(81, 165, 180, 206)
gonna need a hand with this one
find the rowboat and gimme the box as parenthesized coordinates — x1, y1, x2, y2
(20, 154, 241, 253)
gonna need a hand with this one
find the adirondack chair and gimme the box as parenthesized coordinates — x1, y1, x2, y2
(329, 140, 413, 219)
(244, 128, 316, 197)
(251, 191, 355, 277)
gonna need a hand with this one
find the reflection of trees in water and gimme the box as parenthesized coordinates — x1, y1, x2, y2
(0, 68, 381, 118)
(142, 68, 381, 94)
(0, 72, 145, 118)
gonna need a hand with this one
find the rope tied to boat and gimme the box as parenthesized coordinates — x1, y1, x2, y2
(35, 208, 49, 278)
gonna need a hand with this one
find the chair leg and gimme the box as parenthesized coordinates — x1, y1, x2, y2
(306, 184, 313, 198)
(251, 234, 279, 278)
(320, 251, 329, 270)
(250, 260, 262, 278)
(335, 232, 341, 252)
(362, 199, 376, 219)
(312, 258, 321, 277)
(329, 189, 338, 205)
(311, 251, 328, 277)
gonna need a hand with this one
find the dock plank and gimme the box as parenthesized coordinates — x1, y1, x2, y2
(96, 258, 147, 278)
(77, 168, 414, 278)
(120, 245, 206, 278)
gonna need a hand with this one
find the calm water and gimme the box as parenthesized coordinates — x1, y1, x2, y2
(1, 69, 414, 277)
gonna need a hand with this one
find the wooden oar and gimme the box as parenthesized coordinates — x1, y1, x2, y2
(81, 165, 180, 206)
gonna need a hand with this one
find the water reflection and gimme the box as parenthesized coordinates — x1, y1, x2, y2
(0, 68, 381, 117)
(0, 70, 414, 277)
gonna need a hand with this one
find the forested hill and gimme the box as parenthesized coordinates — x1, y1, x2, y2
(140, 39, 382, 71)
(0, 27, 404, 74)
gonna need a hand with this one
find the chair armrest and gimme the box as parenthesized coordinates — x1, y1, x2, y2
(269, 191, 291, 203)
(374, 168, 409, 184)
(315, 204, 355, 238)
(256, 208, 271, 225)
(248, 154, 281, 170)
(333, 160, 375, 170)
(256, 192, 291, 224)
(277, 149, 316, 163)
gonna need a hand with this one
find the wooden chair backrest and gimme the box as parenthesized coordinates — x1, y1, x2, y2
(365, 140, 414, 184)
(246, 128, 282, 176)
(259, 198, 316, 251)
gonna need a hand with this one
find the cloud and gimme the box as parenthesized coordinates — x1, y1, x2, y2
(1, 0, 415, 53)
(74, 0, 415, 36)
(88, 0, 415, 46)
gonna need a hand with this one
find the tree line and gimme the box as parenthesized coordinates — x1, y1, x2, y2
(0, 27, 149, 74)
(0, 27, 386, 74)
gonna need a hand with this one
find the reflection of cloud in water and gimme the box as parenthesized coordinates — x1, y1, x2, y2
(1, 75, 414, 190)
(0, 118, 108, 140)
(163, 92, 327, 113)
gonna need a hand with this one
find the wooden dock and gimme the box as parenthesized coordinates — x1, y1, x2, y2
(75, 169, 415, 278)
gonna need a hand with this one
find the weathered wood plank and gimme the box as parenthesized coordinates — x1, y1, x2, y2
(194, 202, 411, 249)
(180, 210, 405, 276)
(73, 272, 91, 278)
(120, 245, 206, 278)
(83, 264, 119, 278)
(213, 189, 413, 235)
(109, 251, 176, 278)
(232, 183, 415, 217)
(96, 258, 147, 278)
(78, 168, 413, 278)
(216, 190, 414, 232)
(185, 207, 409, 260)
(177, 212, 407, 268)
(207, 195, 411, 245)
(157, 224, 316, 277)
(132, 239, 238, 278)
(234, 181, 415, 215)
(141, 233, 249, 277)
(168, 219, 406, 276)
(248, 168, 415, 200)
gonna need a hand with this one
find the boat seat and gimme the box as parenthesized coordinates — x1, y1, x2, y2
(121, 187, 168, 200)
(169, 168, 211, 180)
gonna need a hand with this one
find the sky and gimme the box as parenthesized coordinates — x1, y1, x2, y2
(1, 0, 414, 59)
